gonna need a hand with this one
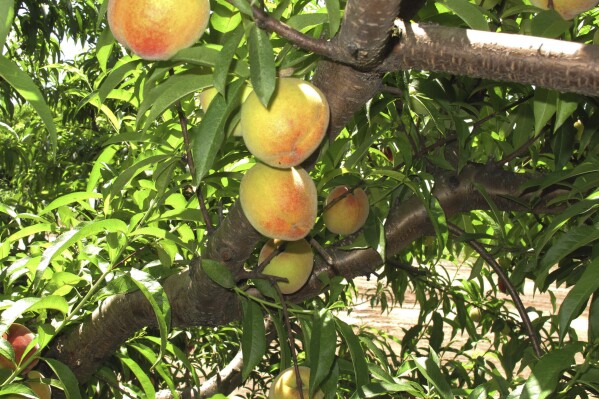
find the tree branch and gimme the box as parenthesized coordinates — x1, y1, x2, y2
(382, 21, 599, 97)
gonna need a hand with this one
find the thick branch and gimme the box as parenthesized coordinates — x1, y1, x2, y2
(382, 21, 599, 97)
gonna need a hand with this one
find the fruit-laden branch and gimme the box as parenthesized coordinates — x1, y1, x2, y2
(382, 21, 599, 97)
(46, 162, 565, 385)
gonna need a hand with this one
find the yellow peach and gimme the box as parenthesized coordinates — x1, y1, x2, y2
(240, 163, 317, 241)
(323, 186, 369, 235)
(107, 0, 211, 60)
(241, 78, 329, 168)
(529, 0, 598, 19)
(259, 239, 314, 295)
(269, 366, 324, 399)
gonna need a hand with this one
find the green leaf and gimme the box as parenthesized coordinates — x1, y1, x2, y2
(229, 0, 253, 16)
(43, 358, 83, 399)
(309, 309, 336, 398)
(130, 269, 171, 367)
(554, 92, 579, 132)
(531, 10, 571, 38)
(191, 79, 245, 185)
(521, 343, 582, 399)
(558, 258, 599, 341)
(334, 317, 369, 389)
(350, 381, 424, 399)
(414, 353, 453, 399)
(138, 73, 213, 131)
(442, 0, 489, 31)
(0, 55, 58, 156)
(241, 299, 266, 380)
(533, 88, 557, 134)
(325, 0, 341, 37)
(248, 23, 276, 107)
(589, 291, 599, 344)
(537, 224, 599, 287)
(117, 354, 157, 399)
(213, 26, 245, 95)
(36, 219, 128, 287)
(0, 0, 15, 50)
(201, 259, 235, 289)
(0, 296, 69, 334)
(39, 192, 102, 216)
(0, 338, 15, 365)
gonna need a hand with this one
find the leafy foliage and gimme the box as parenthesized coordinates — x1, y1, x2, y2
(2, 0, 599, 398)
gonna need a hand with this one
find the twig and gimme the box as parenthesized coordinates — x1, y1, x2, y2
(496, 127, 547, 166)
(447, 223, 544, 358)
(309, 236, 334, 266)
(170, 69, 214, 234)
(274, 283, 305, 399)
(251, 6, 339, 62)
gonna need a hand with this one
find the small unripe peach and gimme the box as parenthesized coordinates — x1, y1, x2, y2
(241, 78, 329, 168)
(0, 323, 39, 374)
(269, 366, 324, 399)
(240, 163, 317, 241)
(529, 0, 599, 19)
(107, 0, 211, 60)
(323, 186, 369, 235)
(259, 239, 314, 295)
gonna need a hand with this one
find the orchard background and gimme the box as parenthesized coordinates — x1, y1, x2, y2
(2, 0, 599, 398)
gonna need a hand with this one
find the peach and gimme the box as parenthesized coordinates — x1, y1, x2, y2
(259, 239, 314, 295)
(323, 186, 369, 235)
(107, 0, 211, 60)
(0, 323, 39, 374)
(529, 0, 599, 19)
(240, 163, 317, 241)
(241, 78, 330, 168)
(268, 366, 324, 399)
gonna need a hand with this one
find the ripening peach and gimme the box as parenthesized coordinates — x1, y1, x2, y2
(323, 186, 369, 235)
(0, 323, 39, 374)
(259, 239, 314, 295)
(5, 371, 52, 399)
(107, 0, 211, 60)
(529, 0, 599, 19)
(241, 78, 330, 168)
(240, 163, 317, 241)
(268, 366, 324, 399)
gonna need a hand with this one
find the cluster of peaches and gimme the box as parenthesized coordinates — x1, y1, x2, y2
(106, 0, 370, 396)
(0, 323, 51, 399)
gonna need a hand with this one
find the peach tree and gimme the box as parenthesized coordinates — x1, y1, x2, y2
(1, 0, 599, 398)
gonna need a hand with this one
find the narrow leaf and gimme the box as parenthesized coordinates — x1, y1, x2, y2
(558, 258, 599, 341)
(213, 26, 245, 95)
(521, 343, 582, 399)
(414, 354, 453, 399)
(201, 259, 235, 289)
(443, 0, 490, 31)
(335, 317, 369, 388)
(248, 24, 276, 107)
(533, 88, 557, 134)
(0, 0, 15, 50)
(118, 355, 157, 399)
(309, 310, 337, 398)
(0, 296, 69, 334)
(241, 299, 266, 380)
(589, 291, 599, 344)
(130, 269, 171, 367)
(324, 0, 341, 37)
(0, 55, 57, 156)
(44, 358, 83, 399)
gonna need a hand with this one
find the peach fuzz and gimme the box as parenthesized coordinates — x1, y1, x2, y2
(241, 78, 329, 168)
(323, 185, 369, 235)
(0, 323, 39, 374)
(240, 163, 317, 241)
(259, 239, 314, 295)
(529, 0, 599, 19)
(107, 0, 211, 60)
(268, 366, 324, 399)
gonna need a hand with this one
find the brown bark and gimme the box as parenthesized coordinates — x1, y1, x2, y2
(383, 21, 599, 97)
